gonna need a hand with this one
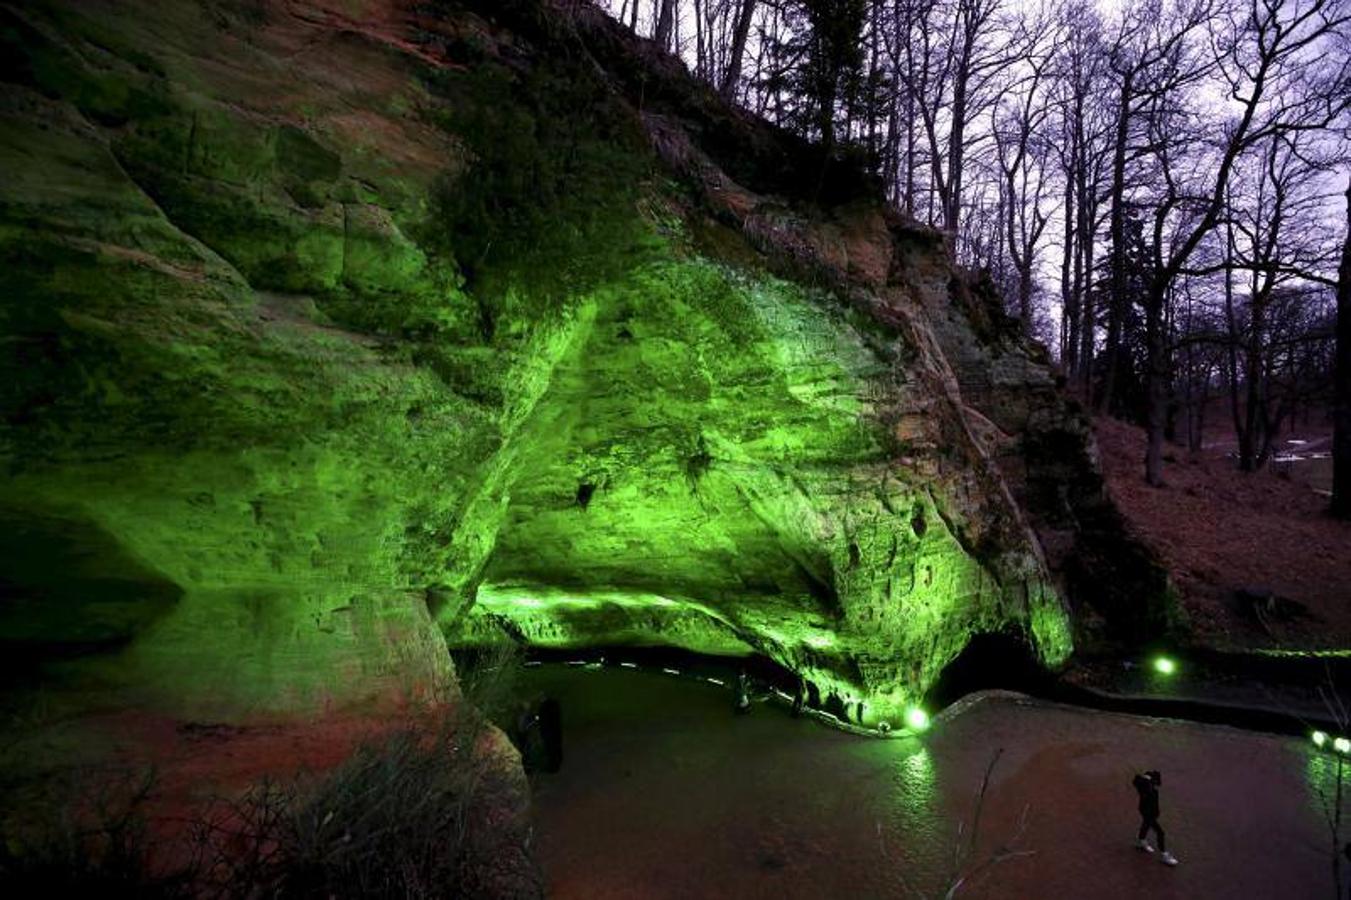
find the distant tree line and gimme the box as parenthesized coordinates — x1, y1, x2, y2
(601, 0, 1351, 511)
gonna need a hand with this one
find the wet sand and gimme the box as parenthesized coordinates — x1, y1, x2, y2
(523, 666, 1332, 899)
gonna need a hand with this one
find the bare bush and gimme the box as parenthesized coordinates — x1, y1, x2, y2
(1, 648, 538, 899)
(0, 767, 191, 897)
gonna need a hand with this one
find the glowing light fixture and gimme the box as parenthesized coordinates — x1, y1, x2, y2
(905, 707, 930, 731)
(1335, 737, 1351, 754)
(1152, 656, 1177, 676)
(1313, 731, 1328, 748)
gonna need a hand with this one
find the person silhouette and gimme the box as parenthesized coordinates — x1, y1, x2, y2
(733, 669, 751, 714)
(1132, 769, 1178, 866)
(538, 697, 562, 772)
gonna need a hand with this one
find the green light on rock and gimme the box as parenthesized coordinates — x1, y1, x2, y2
(1335, 737, 1351, 754)
(1153, 656, 1177, 676)
(905, 707, 930, 731)
(1313, 730, 1328, 748)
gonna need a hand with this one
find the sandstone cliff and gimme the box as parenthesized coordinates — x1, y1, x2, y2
(0, 0, 1162, 727)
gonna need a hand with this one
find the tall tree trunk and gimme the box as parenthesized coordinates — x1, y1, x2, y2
(654, 0, 675, 50)
(945, 65, 968, 240)
(1071, 84, 1093, 393)
(903, 58, 916, 214)
(1019, 266, 1034, 334)
(720, 0, 756, 99)
(1241, 292, 1266, 471)
(1194, 364, 1210, 453)
(693, 0, 706, 78)
(1144, 284, 1168, 486)
(1077, 163, 1094, 396)
(1061, 162, 1078, 372)
(1222, 202, 1249, 469)
(1100, 69, 1131, 414)
(1333, 180, 1351, 518)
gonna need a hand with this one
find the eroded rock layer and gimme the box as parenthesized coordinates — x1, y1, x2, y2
(0, 0, 1084, 725)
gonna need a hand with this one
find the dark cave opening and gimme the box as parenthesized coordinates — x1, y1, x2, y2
(923, 630, 1052, 710)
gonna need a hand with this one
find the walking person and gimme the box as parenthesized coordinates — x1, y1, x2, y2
(1132, 769, 1179, 866)
(733, 668, 751, 714)
(791, 673, 805, 717)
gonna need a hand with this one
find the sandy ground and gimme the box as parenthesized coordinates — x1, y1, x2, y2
(1095, 416, 1351, 649)
(526, 665, 1335, 900)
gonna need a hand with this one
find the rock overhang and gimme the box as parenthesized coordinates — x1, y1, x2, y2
(440, 258, 1073, 727)
(0, 0, 1075, 725)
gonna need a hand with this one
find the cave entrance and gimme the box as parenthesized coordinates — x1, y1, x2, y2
(461, 258, 868, 674)
(454, 643, 802, 701)
(454, 643, 808, 771)
(924, 631, 1051, 709)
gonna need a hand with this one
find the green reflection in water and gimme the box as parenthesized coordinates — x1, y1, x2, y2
(1305, 750, 1346, 809)
(1144, 664, 1182, 697)
(875, 741, 943, 892)
(889, 743, 939, 843)
(898, 745, 936, 806)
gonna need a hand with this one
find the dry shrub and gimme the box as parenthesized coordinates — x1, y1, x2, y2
(2, 648, 539, 898)
(191, 715, 539, 898)
(0, 767, 191, 898)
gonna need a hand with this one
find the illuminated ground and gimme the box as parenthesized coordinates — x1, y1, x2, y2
(523, 666, 1331, 899)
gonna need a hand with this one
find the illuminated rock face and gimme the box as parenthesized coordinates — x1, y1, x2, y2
(0, 0, 1071, 724)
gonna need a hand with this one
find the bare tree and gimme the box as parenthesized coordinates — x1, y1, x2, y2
(993, 9, 1057, 332)
(1096, 0, 1215, 423)
(1117, 0, 1349, 485)
(721, 0, 759, 97)
(1052, 2, 1112, 388)
(1219, 133, 1344, 469)
(655, 0, 677, 49)
(595, 0, 1349, 457)
(910, 0, 1023, 245)
(1335, 179, 1351, 517)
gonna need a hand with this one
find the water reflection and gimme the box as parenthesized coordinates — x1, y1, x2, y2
(886, 742, 942, 859)
(1305, 749, 1346, 809)
(897, 744, 936, 805)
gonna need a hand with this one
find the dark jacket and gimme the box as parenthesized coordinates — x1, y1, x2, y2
(1133, 773, 1160, 818)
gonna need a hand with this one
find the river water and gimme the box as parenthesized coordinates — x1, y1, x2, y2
(519, 664, 1332, 899)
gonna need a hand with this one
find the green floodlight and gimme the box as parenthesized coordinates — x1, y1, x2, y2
(1335, 737, 1351, 754)
(905, 707, 930, 732)
(1313, 730, 1328, 748)
(1152, 656, 1177, 676)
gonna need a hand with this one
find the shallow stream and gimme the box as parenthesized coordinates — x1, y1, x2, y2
(516, 663, 1332, 899)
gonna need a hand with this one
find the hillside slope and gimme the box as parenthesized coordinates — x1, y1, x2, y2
(1097, 416, 1351, 650)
